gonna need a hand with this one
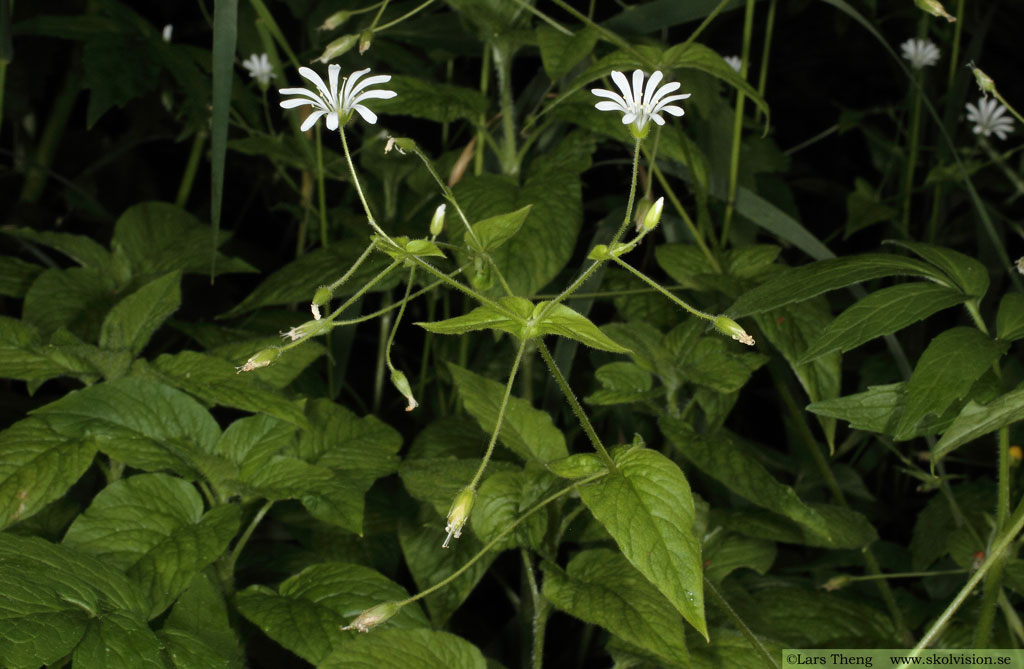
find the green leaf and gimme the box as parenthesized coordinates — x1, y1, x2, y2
(702, 532, 776, 583)
(807, 383, 905, 434)
(22, 266, 122, 341)
(996, 293, 1024, 341)
(372, 75, 489, 122)
(546, 453, 607, 479)
(112, 202, 255, 282)
(584, 361, 661, 406)
(448, 363, 568, 463)
(158, 571, 244, 669)
(0, 316, 100, 383)
(73, 608, 165, 668)
(83, 33, 158, 128)
(32, 377, 221, 478)
(933, 385, 1024, 464)
(417, 296, 532, 339)
(690, 628, 785, 669)
(895, 328, 1007, 439)
(206, 335, 327, 389)
(664, 42, 769, 124)
(0, 416, 97, 530)
(678, 336, 767, 393)
(845, 178, 896, 238)
(2, 228, 111, 269)
(467, 204, 531, 254)
(451, 132, 593, 296)
(577, 445, 706, 638)
(711, 504, 877, 550)
(744, 587, 897, 646)
(536, 24, 598, 80)
(661, 417, 831, 542)
(0, 534, 153, 668)
(799, 282, 965, 363)
(0, 256, 43, 298)
(728, 254, 943, 318)
(542, 548, 689, 667)
(532, 302, 632, 353)
(143, 350, 309, 428)
(886, 239, 989, 298)
(210, 0, 238, 278)
(471, 466, 553, 551)
(63, 473, 241, 618)
(223, 239, 398, 317)
(99, 271, 182, 356)
(398, 510, 496, 626)
(235, 562, 427, 665)
(319, 628, 486, 669)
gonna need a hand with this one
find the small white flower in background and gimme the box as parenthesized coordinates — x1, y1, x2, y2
(899, 38, 941, 70)
(592, 69, 690, 137)
(965, 96, 1015, 140)
(241, 53, 276, 89)
(723, 55, 742, 73)
(279, 64, 397, 131)
(1016, 257, 1024, 275)
(162, 24, 173, 43)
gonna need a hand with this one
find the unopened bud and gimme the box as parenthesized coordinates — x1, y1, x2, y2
(971, 65, 996, 97)
(341, 601, 401, 632)
(713, 315, 755, 346)
(236, 347, 281, 373)
(914, 0, 955, 22)
(1016, 258, 1024, 276)
(390, 369, 418, 412)
(642, 196, 664, 232)
(281, 318, 333, 342)
(430, 204, 446, 237)
(319, 10, 351, 31)
(358, 30, 373, 55)
(318, 34, 358, 64)
(821, 575, 852, 592)
(312, 285, 332, 320)
(443, 487, 475, 548)
(1010, 445, 1022, 467)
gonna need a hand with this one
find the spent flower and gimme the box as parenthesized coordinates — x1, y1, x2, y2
(965, 97, 1014, 140)
(241, 53, 276, 89)
(714, 315, 755, 346)
(281, 319, 333, 342)
(899, 38, 940, 70)
(279, 65, 396, 131)
(444, 487, 475, 548)
(723, 55, 742, 73)
(592, 69, 690, 138)
(236, 347, 280, 373)
(341, 601, 401, 632)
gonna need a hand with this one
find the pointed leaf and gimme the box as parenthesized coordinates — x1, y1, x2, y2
(886, 239, 989, 297)
(416, 296, 531, 339)
(533, 302, 631, 353)
(536, 24, 598, 80)
(577, 445, 706, 638)
(467, 204, 531, 254)
(319, 628, 486, 669)
(99, 271, 182, 356)
(933, 385, 1024, 464)
(996, 293, 1024, 341)
(158, 571, 243, 669)
(0, 255, 44, 298)
(2, 228, 111, 269)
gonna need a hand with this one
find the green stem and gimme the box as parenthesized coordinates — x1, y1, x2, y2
(945, 0, 964, 91)
(20, 62, 79, 203)
(373, 0, 436, 32)
(836, 569, 967, 583)
(326, 242, 376, 296)
(537, 341, 614, 467)
(467, 338, 528, 490)
(972, 550, 1005, 648)
(225, 500, 274, 580)
(175, 130, 207, 208)
(316, 125, 329, 248)
(610, 256, 711, 321)
(901, 74, 924, 237)
(650, 163, 720, 271)
(993, 90, 1024, 127)
(755, 0, 777, 124)
(475, 44, 490, 177)
(979, 136, 1024, 201)
(384, 267, 417, 371)
(704, 576, 780, 669)
(339, 126, 395, 243)
(398, 471, 608, 606)
(372, 291, 392, 414)
(720, 0, 756, 247)
(492, 41, 519, 176)
(407, 143, 482, 247)
(521, 548, 549, 669)
(997, 426, 1010, 532)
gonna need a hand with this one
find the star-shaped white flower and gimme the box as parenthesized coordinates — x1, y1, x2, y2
(723, 55, 742, 73)
(242, 53, 276, 88)
(900, 38, 941, 69)
(966, 96, 1015, 140)
(592, 69, 690, 137)
(279, 65, 397, 131)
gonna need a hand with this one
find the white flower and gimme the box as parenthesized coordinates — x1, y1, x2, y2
(279, 65, 397, 131)
(162, 24, 173, 43)
(900, 38, 940, 69)
(723, 55, 742, 73)
(241, 53, 276, 88)
(1016, 256, 1024, 276)
(965, 97, 1015, 140)
(592, 69, 690, 136)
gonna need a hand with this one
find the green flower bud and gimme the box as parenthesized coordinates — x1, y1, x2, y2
(821, 575, 852, 592)
(341, 601, 401, 633)
(444, 487, 475, 548)
(390, 369, 418, 412)
(429, 204, 446, 237)
(281, 319, 333, 342)
(914, 0, 955, 22)
(971, 65, 996, 96)
(319, 10, 351, 31)
(713, 315, 755, 346)
(385, 137, 416, 154)
(318, 34, 358, 64)
(311, 285, 332, 320)
(358, 29, 373, 55)
(235, 347, 281, 373)
(642, 196, 664, 232)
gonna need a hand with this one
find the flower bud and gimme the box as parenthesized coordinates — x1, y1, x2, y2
(1016, 258, 1024, 276)
(281, 318, 333, 342)
(1010, 445, 1022, 467)
(429, 204, 446, 237)
(311, 285, 332, 320)
(713, 315, 755, 346)
(914, 0, 955, 22)
(971, 65, 996, 97)
(341, 601, 401, 632)
(235, 347, 281, 373)
(319, 10, 351, 31)
(390, 369, 418, 412)
(642, 196, 664, 232)
(318, 34, 358, 64)
(358, 30, 373, 55)
(443, 487, 475, 548)
(821, 575, 852, 592)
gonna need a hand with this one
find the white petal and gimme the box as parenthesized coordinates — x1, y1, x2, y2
(280, 98, 320, 109)
(595, 100, 628, 112)
(643, 71, 663, 106)
(299, 66, 332, 103)
(342, 68, 371, 106)
(353, 104, 378, 124)
(648, 81, 682, 106)
(651, 113, 666, 125)
(658, 105, 685, 117)
(349, 73, 392, 100)
(300, 110, 326, 131)
(630, 70, 645, 107)
(621, 112, 637, 125)
(592, 88, 628, 106)
(351, 89, 396, 105)
(610, 71, 633, 103)
(327, 111, 340, 130)
(328, 64, 341, 108)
